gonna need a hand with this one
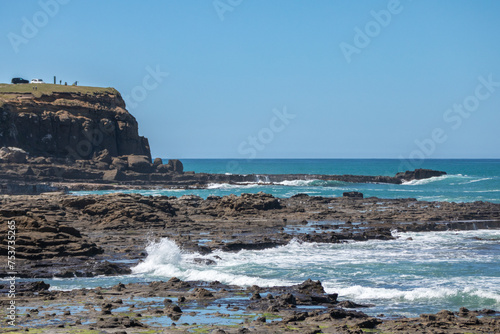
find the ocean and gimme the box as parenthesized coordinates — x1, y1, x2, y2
(53, 159, 500, 317)
(76, 159, 500, 203)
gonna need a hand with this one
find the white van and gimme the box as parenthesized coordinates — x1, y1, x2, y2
(30, 79, 44, 84)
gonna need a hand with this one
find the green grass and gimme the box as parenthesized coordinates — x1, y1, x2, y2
(0, 83, 118, 98)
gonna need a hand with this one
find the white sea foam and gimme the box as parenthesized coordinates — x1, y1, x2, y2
(206, 183, 258, 189)
(276, 179, 317, 186)
(129, 231, 500, 313)
(401, 174, 464, 186)
(330, 285, 500, 303)
(460, 177, 493, 184)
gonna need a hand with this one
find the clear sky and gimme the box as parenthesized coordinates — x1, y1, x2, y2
(1, 0, 500, 159)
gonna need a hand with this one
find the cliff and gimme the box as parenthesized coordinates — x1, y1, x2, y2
(0, 84, 151, 160)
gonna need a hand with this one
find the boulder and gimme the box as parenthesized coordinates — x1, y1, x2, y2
(343, 191, 363, 198)
(127, 155, 153, 173)
(103, 169, 125, 181)
(296, 279, 326, 295)
(167, 159, 183, 173)
(157, 164, 173, 173)
(0, 147, 28, 163)
(153, 157, 163, 167)
(191, 287, 214, 299)
(111, 157, 128, 171)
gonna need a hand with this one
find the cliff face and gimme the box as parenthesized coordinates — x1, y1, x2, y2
(0, 87, 151, 160)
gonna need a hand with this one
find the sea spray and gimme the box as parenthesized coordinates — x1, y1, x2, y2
(132, 238, 182, 274)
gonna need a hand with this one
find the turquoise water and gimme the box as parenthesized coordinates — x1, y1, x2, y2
(75, 159, 500, 203)
(45, 160, 500, 318)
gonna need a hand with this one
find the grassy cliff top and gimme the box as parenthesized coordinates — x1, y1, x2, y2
(0, 83, 119, 98)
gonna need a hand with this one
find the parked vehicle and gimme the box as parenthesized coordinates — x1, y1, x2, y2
(11, 77, 29, 84)
(30, 79, 44, 84)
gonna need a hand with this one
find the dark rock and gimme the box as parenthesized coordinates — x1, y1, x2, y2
(127, 155, 153, 173)
(165, 304, 182, 314)
(218, 192, 281, 212)
(96, 316, 145, 328)
(58, 225, 81, 237)
(167, 159, 183, 173)
(153, 157, 163, 167)
(0, 147, 28, 163)
(191, 287, 214, 299)
(94, 149, 112, 164)
(353, 317, 382, 329)
(278, 293, 297, 305)
(250, 293, 261, 300)
(338, 300, 370, 308)
(343, 191, 363, 198)
(396, 168, 446, 180)
(0, 91, 151, 160)
(25, 281, 50, 292)
(111, 157, 128, 171)
(193, 258, 217, 265)
(156, 164, 173, 173)
(103, 169, 125, 181)
(296, 279, 325, 295)
(91, 261, 132, 276)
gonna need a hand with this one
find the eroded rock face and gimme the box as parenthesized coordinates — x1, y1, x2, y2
(0, 214, 103, 260)
(0, 90, 151, 160)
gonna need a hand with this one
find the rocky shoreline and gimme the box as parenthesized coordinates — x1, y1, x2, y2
(1, 86, 499, 332)
(3, 278, 499, 334)
(0, 151, 447, 193)
(1, 192, 500, 333)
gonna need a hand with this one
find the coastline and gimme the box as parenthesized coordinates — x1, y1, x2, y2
(1, 192, 499, 333)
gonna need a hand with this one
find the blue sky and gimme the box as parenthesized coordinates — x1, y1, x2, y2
(1, 0, 500, 159)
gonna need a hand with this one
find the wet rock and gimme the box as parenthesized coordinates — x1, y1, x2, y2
(24, 281, 50, 292)
(296, 279, 325, 295)
(343, 191, 364, 198)
(193, 258, 217, 265)
(283, 312, 308, 323)
(91, 261, 132, 276)
(278, 293, 297, 305)
(211, 330, 227, 334)
(191, 287, 214, 299)
(352, 317, 382, 329)
(396, 168, 446, 180)
(165, 304, 182, 314)
(250, 292, 261, 300)
(96, 316, 145, 328)
(338, 300, 370, 308)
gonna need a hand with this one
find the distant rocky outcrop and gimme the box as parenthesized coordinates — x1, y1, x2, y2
(0, 87, 151, 160)
(395, 168, 446, 181)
